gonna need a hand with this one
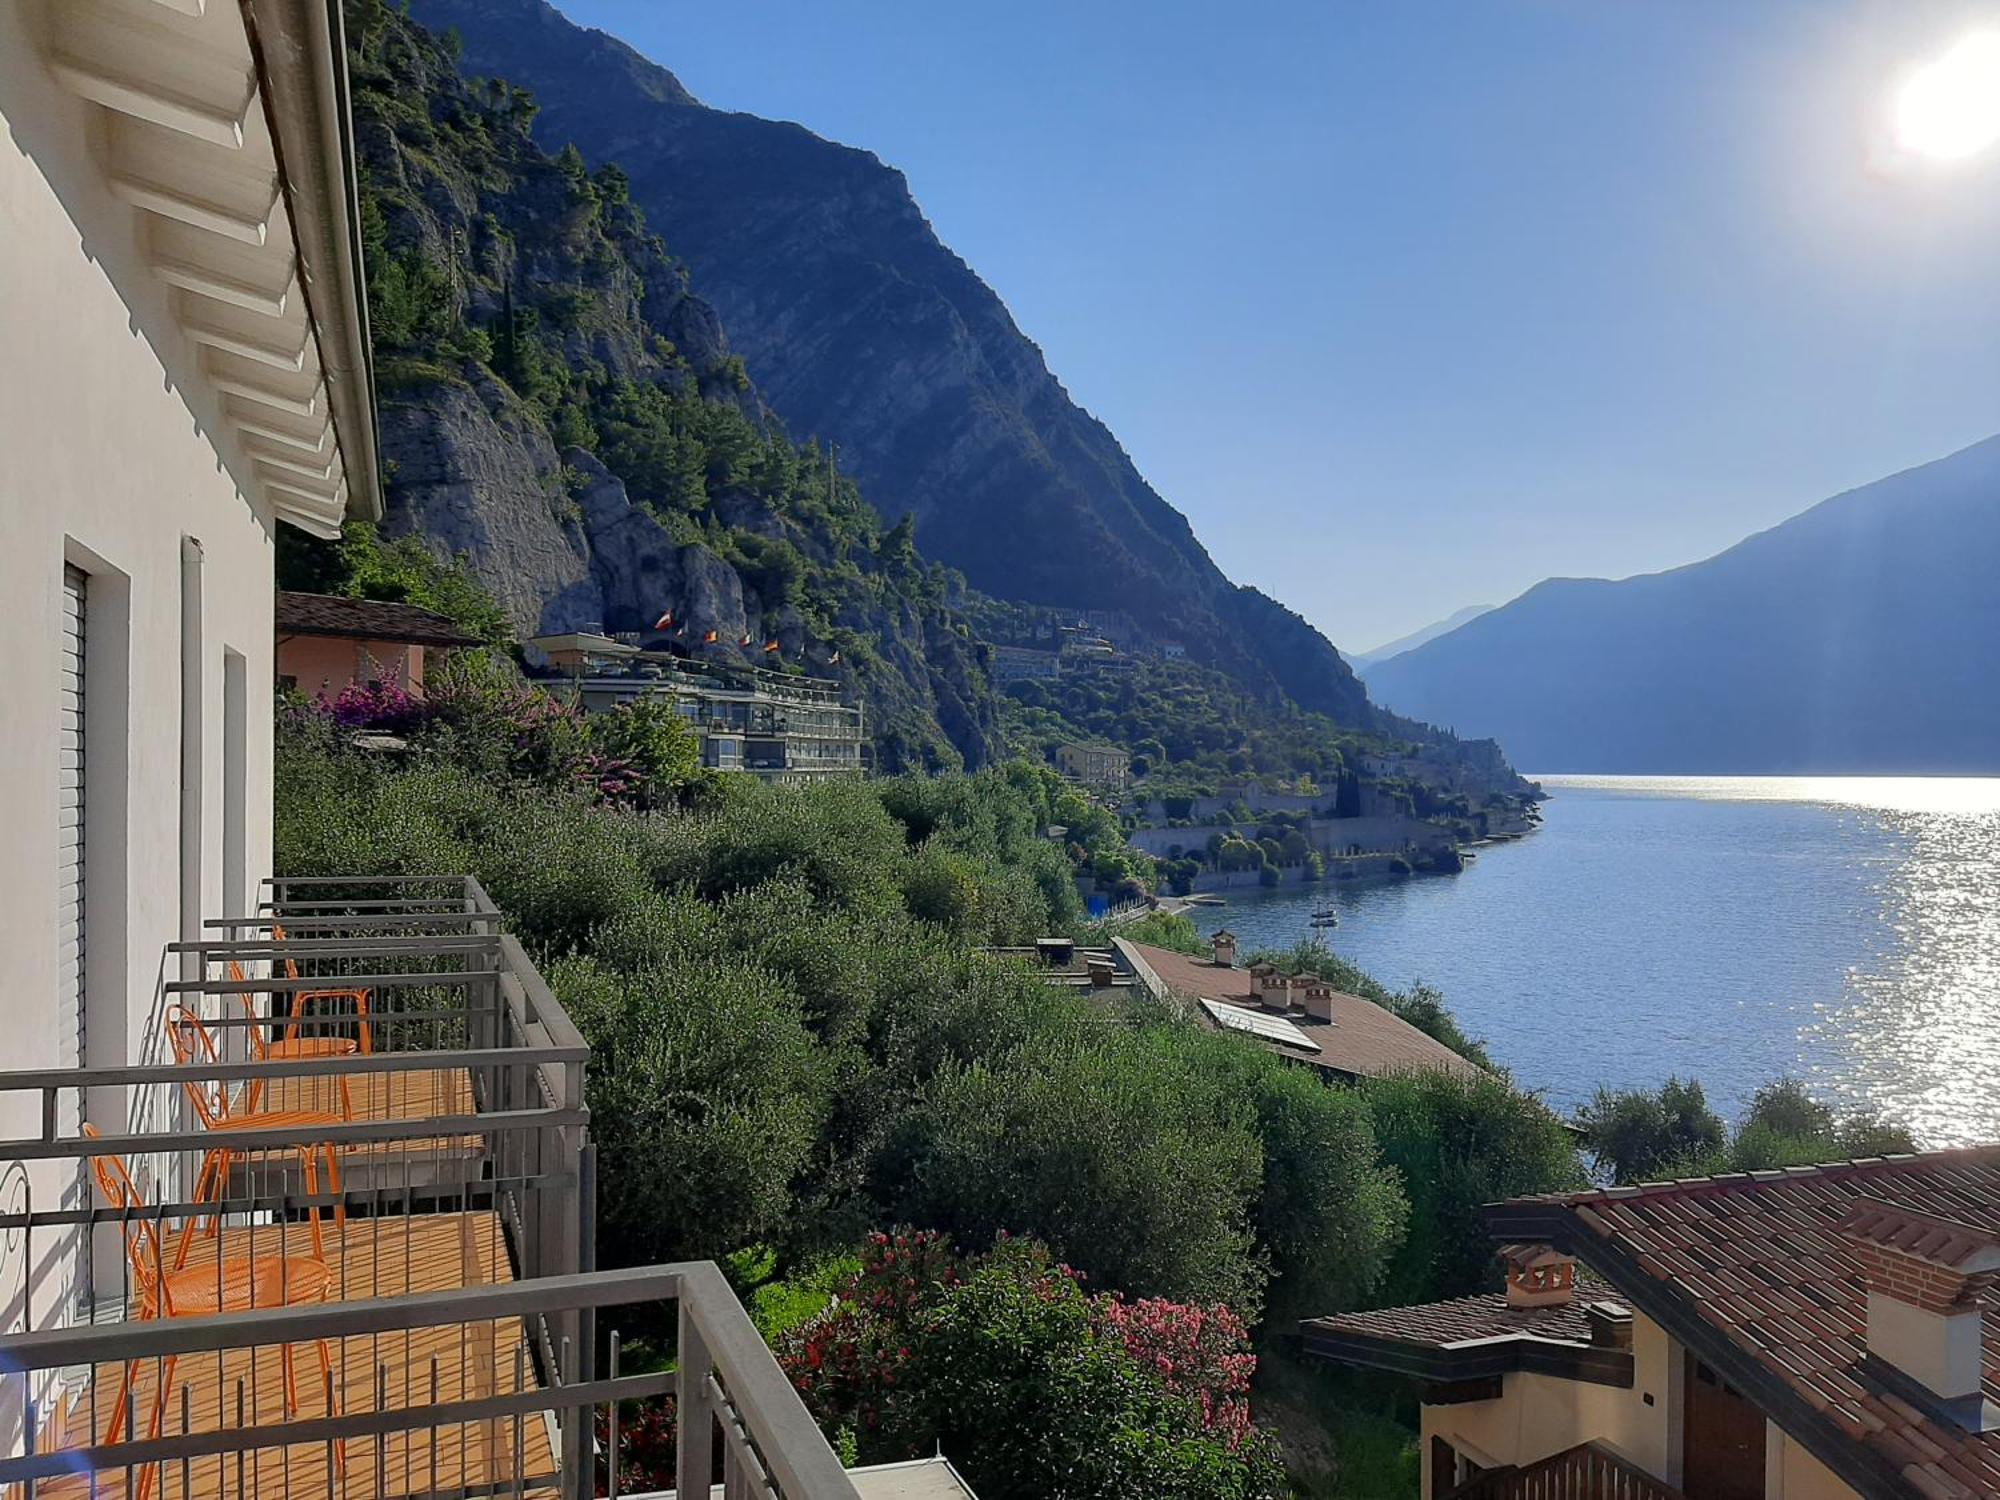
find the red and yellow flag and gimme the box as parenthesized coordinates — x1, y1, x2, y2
(763, 640, 781, 654)
(702, 629, 719, 644)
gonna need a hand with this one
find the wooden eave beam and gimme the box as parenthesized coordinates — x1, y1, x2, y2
(183, 319, 307, 371)
(210, 371, 320, 417)
(154, 256, 292, 316)
(109, 173, 271, 245)
(48, 53, 249, 149)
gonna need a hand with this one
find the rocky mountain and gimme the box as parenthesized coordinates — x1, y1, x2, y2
(1365, 435, 2000, 773)
(344, 0, 1000, 771)
(1349, 605, 1495, 676)
(405, 0, 1375, 729)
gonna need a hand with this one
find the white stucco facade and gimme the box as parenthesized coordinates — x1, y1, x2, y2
(0, 0, 379, 1429)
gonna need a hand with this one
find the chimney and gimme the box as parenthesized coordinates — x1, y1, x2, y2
(1210, 930, 1237, 968)
(1500, 1244, 1577, 1309)
(1261, 972, 1293, 1013)
(1585, 1300, 1633, 1351)
(1297, 974, 1335, 1022)
(1838, 1198, 2000, 1426)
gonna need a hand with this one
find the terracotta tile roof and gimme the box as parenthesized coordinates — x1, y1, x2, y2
(1492, 1147, 2000, 1500)
(1312, 1274, 1614, 1350)
(1125, 942, 1485, 1082)
(276, 591, 479, 647)
(1838, 1197, 2000, 1273)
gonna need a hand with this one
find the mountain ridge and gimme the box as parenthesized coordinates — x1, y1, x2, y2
(1365, 432, 2000, 773)
(1351, 604, 1495, 674)
(407, 0, 1381, 731)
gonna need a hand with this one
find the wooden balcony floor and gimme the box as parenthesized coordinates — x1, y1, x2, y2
(40, 1213, 558, 1500)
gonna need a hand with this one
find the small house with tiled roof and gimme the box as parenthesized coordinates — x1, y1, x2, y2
(276, 591, 479, 700)
(1120, 934, 1484, 1084)
(1299, 1146, 2000, 1500)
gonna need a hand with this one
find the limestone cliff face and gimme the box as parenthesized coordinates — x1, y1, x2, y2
(406, 0, 1377, 730)
(351, 0, 1001, 771)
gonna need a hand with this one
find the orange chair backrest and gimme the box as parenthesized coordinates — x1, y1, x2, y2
(271, 923, 302, 982)
(228, 960, 272, 1063)
(81, 1124, 169, 1304)
(164, 1004, 229, 1130)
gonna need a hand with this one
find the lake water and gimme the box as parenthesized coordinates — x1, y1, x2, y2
(1184, 776, 2000, 1146)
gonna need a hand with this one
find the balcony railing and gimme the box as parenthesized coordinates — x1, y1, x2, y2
(0, 877, 859, 1500)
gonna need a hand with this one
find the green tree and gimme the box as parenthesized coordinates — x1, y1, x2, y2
(877, 1034, 1267, 1312)
(553, 955, 831, 1266)
(277, 520, 512, 643)
(1576, 1077, 1727, 1184)
(1365, 1069, 1586, 1304)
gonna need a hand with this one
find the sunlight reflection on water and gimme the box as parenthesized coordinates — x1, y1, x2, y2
(1187, 777, 2000, 1146)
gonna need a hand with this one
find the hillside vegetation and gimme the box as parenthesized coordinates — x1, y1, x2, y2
(338, 0, 997, 770)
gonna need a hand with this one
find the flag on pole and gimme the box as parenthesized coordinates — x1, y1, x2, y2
(702, 629, 719, 644)
(654, 609, 674, 631)
(829, 651, 841, 665)
(738, 634, 754, 648)
(764, 640, 781, 654)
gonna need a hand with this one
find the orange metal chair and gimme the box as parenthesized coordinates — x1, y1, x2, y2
(166, 1006, 350, 1237)
(81, 1125, 344, 1500)
(270, 923, 374, 1056)
(227, 960, 358, 1116)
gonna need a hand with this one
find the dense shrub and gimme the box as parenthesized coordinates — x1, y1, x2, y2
(1364, 1069, 1586, 1304)
(777, 1233, 1288, 1500)
(551, 955, 829, 1263)
(1577, 1076, 1918, 1183)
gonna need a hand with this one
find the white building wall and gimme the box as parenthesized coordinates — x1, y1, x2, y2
(0, 2, 278, 1378)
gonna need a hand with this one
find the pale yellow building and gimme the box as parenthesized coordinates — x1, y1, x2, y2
(1055, 739, 1129, 787)
(1304, 1151, 2000, 1499)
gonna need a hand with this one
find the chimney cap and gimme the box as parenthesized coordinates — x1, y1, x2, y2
(1500, 1243, 1576, 1272)
(1837, 1198, 2000, 1275)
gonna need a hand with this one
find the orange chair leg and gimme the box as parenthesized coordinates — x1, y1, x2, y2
(104, 1356, 141, 1446)
(133, 1352, 177, 1500)
(325, 1143, 345, 1230)
(300, 1147, 324, 1261)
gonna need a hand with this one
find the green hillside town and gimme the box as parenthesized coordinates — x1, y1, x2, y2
(6, 3, 2000, 1499)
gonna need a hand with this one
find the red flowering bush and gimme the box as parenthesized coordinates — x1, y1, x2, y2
(1098, 1295, 1259, 1451)
(592, 1390, 677, 1496)
(781, 1229, 965, 1438)
(774, 1231, 1285, 1500)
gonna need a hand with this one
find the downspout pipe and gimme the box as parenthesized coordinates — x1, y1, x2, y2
(180, 536, 205, 981)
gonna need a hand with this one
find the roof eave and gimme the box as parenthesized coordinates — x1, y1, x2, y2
(1297, 1320, 1633, 1389)
(243, 0, 382, 529)
(1483, 1199, 1926, 1500)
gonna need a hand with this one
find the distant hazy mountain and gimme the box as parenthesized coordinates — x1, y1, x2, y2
(1350, 605, 1494, 675)
(1364, 435, 2000, 773)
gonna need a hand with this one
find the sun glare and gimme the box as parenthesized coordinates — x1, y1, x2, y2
(1894, 30, 2000, 160)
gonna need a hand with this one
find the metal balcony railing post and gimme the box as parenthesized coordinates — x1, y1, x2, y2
(676, 1301, 716, 1500)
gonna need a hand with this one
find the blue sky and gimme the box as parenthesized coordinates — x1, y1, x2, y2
(554, 0, 2000, 651)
